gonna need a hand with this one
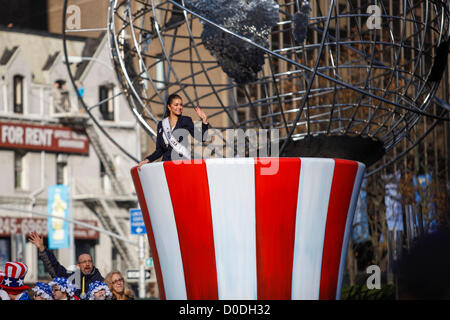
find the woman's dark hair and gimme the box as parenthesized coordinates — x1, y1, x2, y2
(163, 93, 182, 118)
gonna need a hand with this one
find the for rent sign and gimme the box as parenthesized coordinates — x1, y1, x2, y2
(0, 122, 89, 154)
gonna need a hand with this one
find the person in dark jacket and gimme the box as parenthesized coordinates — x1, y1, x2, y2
(28, 231, 104, 299)
(138, 93, 209, 168)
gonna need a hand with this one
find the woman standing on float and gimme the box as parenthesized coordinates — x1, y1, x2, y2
(138, 94, 209, 169)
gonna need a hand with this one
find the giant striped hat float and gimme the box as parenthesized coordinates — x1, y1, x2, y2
(131, 157, 365, 300)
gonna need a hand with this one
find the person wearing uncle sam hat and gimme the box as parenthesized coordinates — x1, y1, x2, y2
(32, 282, 53, 300)
(49, 277, 79, 300)
(87, 281, 113, 300)
(0, 261, 31, 300)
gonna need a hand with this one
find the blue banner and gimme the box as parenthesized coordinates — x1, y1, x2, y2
(47, 185, 70, 249)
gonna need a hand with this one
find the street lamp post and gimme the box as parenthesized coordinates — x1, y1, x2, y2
(138, 235, 146, 299)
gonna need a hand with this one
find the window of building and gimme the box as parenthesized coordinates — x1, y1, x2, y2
(13, 75, 24, 113)
(37, 238, 53, 280)
(53, 80, 70, 113)
(56, 154, 68, 185)
(236, 86, 248, 124)
(99, 84, 115, 121)
(14, 150, 26, 189)
(100, 161, 111, 192)
(112, 246, 121, 271)
(100, 160, 106, 179)
(237, 110, 247, 123)
(11, 234, 26, 262)
(38, 258, 52, 280)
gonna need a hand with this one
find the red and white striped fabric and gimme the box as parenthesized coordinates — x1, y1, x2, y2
(3, 262, 28, 279)
(131, 157, 365, 300)
(0, 261, 29, 291)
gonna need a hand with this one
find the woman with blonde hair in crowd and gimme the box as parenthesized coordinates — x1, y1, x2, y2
(104, 271, 136, 300)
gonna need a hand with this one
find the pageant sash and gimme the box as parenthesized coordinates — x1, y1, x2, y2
(162, 117, 191, 160)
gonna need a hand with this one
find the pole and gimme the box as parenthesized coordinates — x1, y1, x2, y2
(69, 166, 75, 267)
(138, 234, 146, 299)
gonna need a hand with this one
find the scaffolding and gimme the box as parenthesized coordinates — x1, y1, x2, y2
(53, 111, 139, 269)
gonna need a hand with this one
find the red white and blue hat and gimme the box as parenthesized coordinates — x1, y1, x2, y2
(32, 282, 53, 300)
(0, 262, 29, 291)
(87, 281, 112, 300)
(49, 277, 76, 299)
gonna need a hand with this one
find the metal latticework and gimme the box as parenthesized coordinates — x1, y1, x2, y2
(107, 0, 449, 168)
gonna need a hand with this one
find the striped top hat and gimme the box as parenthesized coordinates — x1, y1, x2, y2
(0, 262, 29, 291)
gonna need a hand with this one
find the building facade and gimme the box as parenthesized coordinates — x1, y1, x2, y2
(0, 27, 152, 295)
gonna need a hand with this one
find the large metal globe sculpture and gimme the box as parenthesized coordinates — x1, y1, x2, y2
(76, 0, 450, 300)
(106, 0, 449, 169)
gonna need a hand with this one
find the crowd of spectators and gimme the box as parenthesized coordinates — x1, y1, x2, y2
(0, 232, 137, 300)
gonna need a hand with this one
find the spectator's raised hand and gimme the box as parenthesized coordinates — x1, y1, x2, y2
(28, 232, 45, 252)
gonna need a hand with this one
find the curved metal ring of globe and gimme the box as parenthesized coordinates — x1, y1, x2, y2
(107, 0, 449, 170)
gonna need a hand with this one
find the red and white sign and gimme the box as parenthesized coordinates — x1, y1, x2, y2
(0, 217, 99, 240)
(0, 122, 89, 154)
(131, 158, 366, 300)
